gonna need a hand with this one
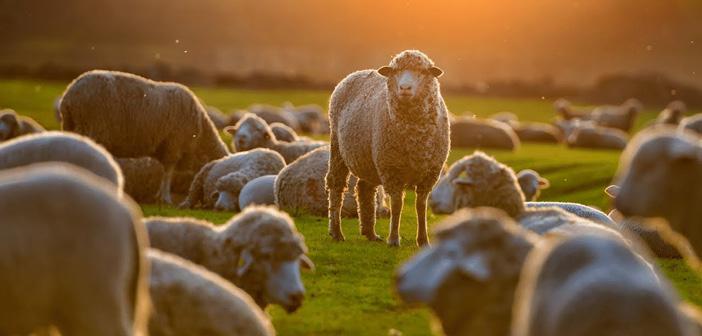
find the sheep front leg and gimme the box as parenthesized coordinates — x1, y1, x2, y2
(158, 165, 174, 205)
(326, 141, 350, 241)
(356, 179, 381, 241)
(386, 187, 405, 247)
(415, 186, 430, 247)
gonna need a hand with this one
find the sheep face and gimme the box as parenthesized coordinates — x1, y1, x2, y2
(213, 172, 248, 211)
(517, 170, 550, 202)
(429, 164, 468, 214)
(214, 190, 237, 211)
(225, 114, 274, 152)
(378, 50, 442, 106)
(0, 112, 18, 140)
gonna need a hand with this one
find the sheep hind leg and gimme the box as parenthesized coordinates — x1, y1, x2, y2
(326, 145, 350, 242)
(157, 165, 174, 205)
(386, 188, 405, 247)
(356, 179, 381, 241)
(415, 186, 431, 247)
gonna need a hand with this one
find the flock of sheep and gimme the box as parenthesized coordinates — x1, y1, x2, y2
(0, 49, 701, 335)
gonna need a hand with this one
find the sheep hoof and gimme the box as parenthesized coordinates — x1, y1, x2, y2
(364, 233, 383, 242)
(329, 231, 345, 242)
(387, 237, 401, 247)
(416, 238, 430, 247)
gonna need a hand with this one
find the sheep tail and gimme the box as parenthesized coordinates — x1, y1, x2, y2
(178, 160, 216, 209)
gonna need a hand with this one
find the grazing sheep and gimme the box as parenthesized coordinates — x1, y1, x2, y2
(225, 113, 326, 163)
(179, 148, 285, 211)
(270, 122, 299, 142)
(249, 104, 300, 131)
(680, 114, 702, 136)
(611, 127, 702, 257)
(554, 98, 591, 121)
(0, 163, 149, 336)
(0, 131, 123, 191)
(327, 50, 450, 246)
(145, 206, 314, 312)
(567, 124, 628, 150)
(396, 207, 622, 336)
(657, 100, 688, 126)
(275, 146, 390, 218)
(590, 98, 642, 132)
(512, 234, 692, 336)
(59, 70, 229, 204)
(148, 249, 274, 336)
(239, 175, 277, 209)
(0, 109, 45, 141)
(510, 121, 562, 143)
(516, 169, 550, 201)
(450, 116, 520, 150)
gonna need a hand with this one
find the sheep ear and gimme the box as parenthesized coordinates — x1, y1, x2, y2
(605, 185, 620, 198)
(300, 255, 315, 271)
(224, 126, 237, 135)
(377, 66, 394, 77)
(453, 176, 473, 186)
(429, 66, 443, 78)
(457, 252, 490, 281)
(538, 177, 550, 188)
(236, 248, 255, 277)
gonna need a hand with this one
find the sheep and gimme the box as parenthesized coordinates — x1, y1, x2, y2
(395, 207, 623, 336)
(239, 175, 277, 209)
(590, 98, 642, 132)
(270, 122, 299, 142)
(608, 209, 683, 258)
(249, 104, 300, 131)
(0, 131, 123, 191)
(275, 146, 390, 218)
(326, 50, 450, 246)
(516, 169, 550, 201)
(680, 114, 702, 136)
(147, 249, 274, 336)
(179, 148, 286, 211)
(510, 121, 562, 143)
(285, 102, 327, 134)
(0, 163, 149, 336)
(489, 111, 519, 124)
(225, 113, 326, 163)
(0, 108, 45, 141)
(553, 98, 591, 121)
(567, 123, 628, 150)
(59, 70, 229, 204)
(656, 100, 688, 126)
(450, 116, 520, 150)
(512, 234, 693, 336)
(554, 118, 595, 139)
(116, 157, 163, 203)
(145, 206, 314, 312)
(610, 127, 702, 257)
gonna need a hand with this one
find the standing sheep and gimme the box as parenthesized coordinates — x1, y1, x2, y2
(117, 157, 164, 203)
(0, 163, 150, 336)
(148, 249, 274, 336)
(0, 131, 123, 191)
(249, 104, 300, 131)
(512, 234, 693, 336)
(516, 169, 550, 201)
(179, 148, 286, 211)
(567, 123, 628, 150)
(145, 206, 314, 312)
(327, 50, 450, 246)
(590, 98, 642, 132)
(554, 98, 592, 121)
(59, 70, 229, 204)
(225, 113, 326, 163)
(450, 116, 520, 150)
(0, 108, 45, 141)
(680, 114, 702, 136)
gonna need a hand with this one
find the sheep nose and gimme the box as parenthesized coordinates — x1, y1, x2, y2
(285, 292, 305, 313)
(399, 84, 413, 91)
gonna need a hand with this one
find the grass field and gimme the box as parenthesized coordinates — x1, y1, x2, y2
(1, 79, 701, 335)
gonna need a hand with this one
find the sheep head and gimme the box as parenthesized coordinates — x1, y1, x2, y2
(0, 110, 19, 141)
(225, 113, 275, 152)
(213, 172, 248, 212)
(396, 208, 537, 336)
(517, 169, 550, 202)
(377, 50, 443, 109)
(216, 206, 314, 313)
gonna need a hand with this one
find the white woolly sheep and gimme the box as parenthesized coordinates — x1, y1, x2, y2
(270, 122, 299, 142)
(395, 207, 624, 336)
(656, 100, 688, 126)
(450, 116, 520, 150)
(225, 113, 326, 163)
(239, 175, 277, 209)
(590, 98, 642, 132)
(0, 163, 149, 335)
(59, 70, 229, 204)
(327, 50, 450, 246)
(0, 131, 123, 191)
(516, 169, 550, 201)
(0, 108, 45, 141)
(554, 98, 592, 121)
(145, 206, 314, 312)
(275, 146, 390, 218)
(512, 234, 693, 336)
(148, 249, 274, 336)
(249, 104, 300, 131)
(180, 148, 286, 211)
(611, 127, 702, 257)
(567, 123, 628, 150)
(680, 114, 702, 136)
(510, 121, 562, 143)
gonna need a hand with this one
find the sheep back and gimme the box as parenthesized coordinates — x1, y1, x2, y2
(451, 117, 520, 150)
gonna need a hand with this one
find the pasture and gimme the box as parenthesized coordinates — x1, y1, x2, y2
(1, 79, 700, 335)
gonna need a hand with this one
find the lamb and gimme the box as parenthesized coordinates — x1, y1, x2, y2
(275, 146, 390, 218)
(512, 234, 694, 336)
(590, 98, 642, 132)
(270, 122, 299, 142)
(179, 148, 286, 211)
(239, 175, 277, 209)
(610, 127, 702, 257)
(145, 206, 314, 312)
(553, 98, 591, 121)
(450, 116, 520, 150)
(680, 114, 702, 136)
(516, 169, 550, 201)
(0, 108, 45, 141)
(225, 113, 326, 163)
(249, 104, 300, 131)
(0, 163, 150, 336)
(59, 70, 229, 204)
(326, 50, 450, 246)
(395, 207, 624, 336)
(567, 123, 628, 150)
(656, 100, 688, 126)
(147, 249, 274, 336)
(0, 131, 123, 191)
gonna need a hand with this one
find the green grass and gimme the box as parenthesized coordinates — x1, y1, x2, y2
(1, 79, 701, 335)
